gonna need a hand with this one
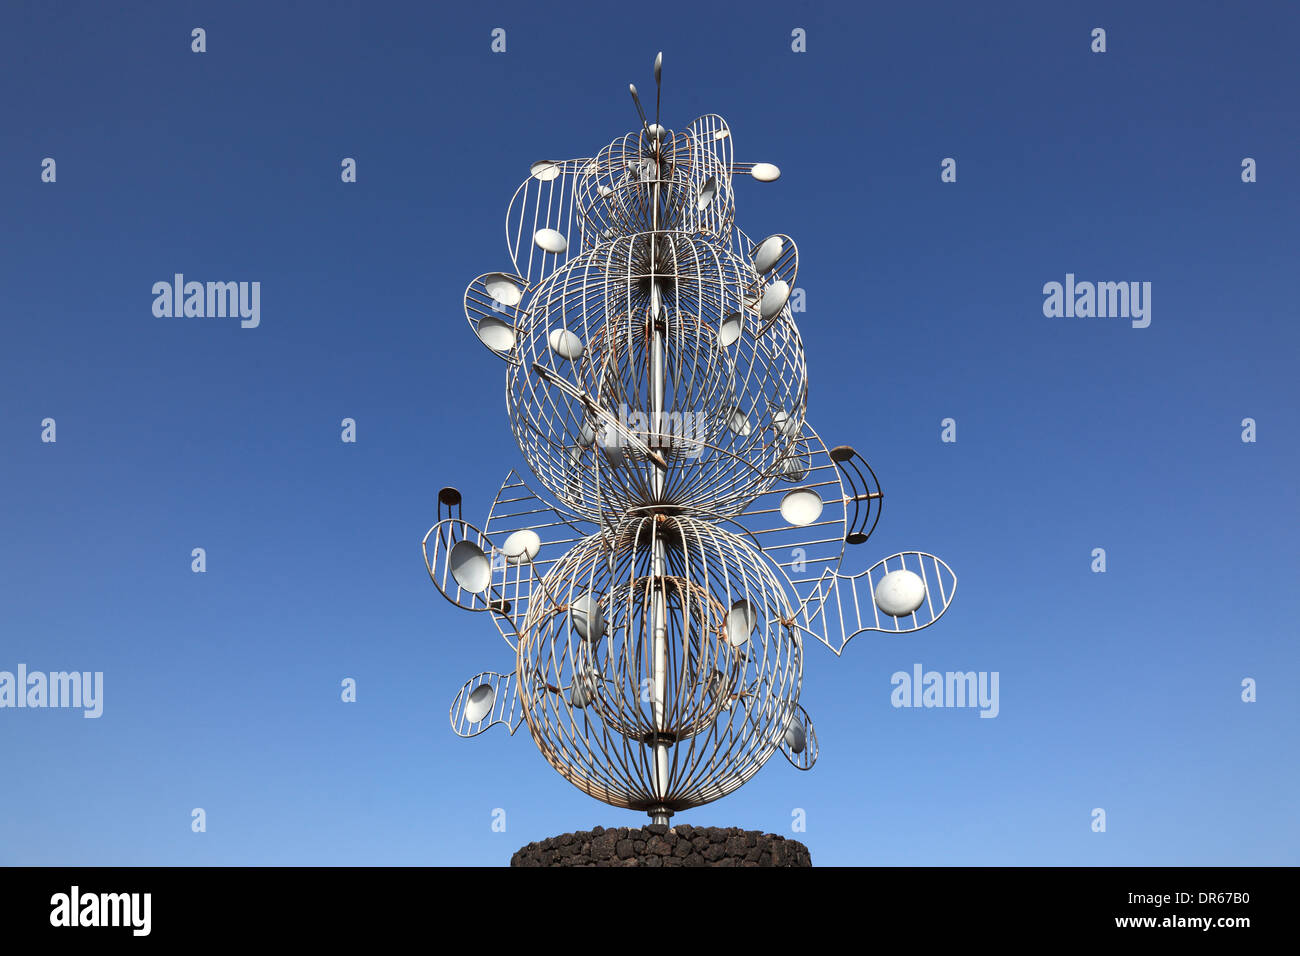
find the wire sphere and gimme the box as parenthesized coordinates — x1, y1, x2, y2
(516, 514, 801, 813)
(507, 233, 809, 521)
(574, 126, 735, 245)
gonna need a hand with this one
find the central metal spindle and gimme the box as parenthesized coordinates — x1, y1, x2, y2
(634, 58, 673, 826)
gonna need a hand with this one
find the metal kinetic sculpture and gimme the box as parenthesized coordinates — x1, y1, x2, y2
(425, 55, 957, 824)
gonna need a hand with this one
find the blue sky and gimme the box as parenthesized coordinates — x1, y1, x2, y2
(1, 0, 1296, 866)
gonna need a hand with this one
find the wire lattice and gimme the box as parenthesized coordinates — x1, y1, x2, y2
(518, 515, 799, 812)
(427, 56, 958, 823)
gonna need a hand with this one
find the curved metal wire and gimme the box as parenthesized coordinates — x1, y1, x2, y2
(431, 62, 959, 822)
(516, 515, 800, 813)
(505, 234, 808, 522)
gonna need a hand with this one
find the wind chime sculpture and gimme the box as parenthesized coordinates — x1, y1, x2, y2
(425, 55, 957, 825)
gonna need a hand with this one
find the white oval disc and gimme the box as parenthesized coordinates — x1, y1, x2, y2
(530, 160, 560, 181)
(449, 540, 491, 594)
(600, 430, 626, 468)
(752, 235, 784, 275)
(783, 719, 806, 754)
(779, 454, 808, 482)
(726, 599, 758, 646)
(501, 529, 541, 565)
(475, 316, 515, 352)
(760, 280, 791, 320)
(718, 311, 743, 346)
(483, 273, 523, 307)
(772, 409, 800, 439)
(779, 488, 823, 526)
(724, 406, 751, 437)
(547, 328, 585, 360)
(750, 162, 781, 182)
(874, 569, 926, 617)
(569, 678, 594, 708)
(570, 593, 606, 641)
(465, 683, 495, 722)
(697, 175, 718, 210)
(534, 228, 568, 254)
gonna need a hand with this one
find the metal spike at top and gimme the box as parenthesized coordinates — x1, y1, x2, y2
(430, 56, 959, 824)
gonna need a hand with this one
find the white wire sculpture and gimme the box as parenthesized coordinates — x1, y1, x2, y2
(427, 55, 957, 823)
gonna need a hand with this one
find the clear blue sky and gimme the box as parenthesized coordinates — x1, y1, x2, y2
(1, 1, 1296, 866)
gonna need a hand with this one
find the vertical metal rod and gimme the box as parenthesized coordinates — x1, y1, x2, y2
(647, 85, 671, 822)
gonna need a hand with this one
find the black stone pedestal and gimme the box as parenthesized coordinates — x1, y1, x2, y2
(511, 824, 811, 867)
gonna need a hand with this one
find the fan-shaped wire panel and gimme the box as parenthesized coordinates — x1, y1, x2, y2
(422, 517, 522, 652)
(798, 551, 958, 654)
(683, 114, 735, 241)
(775, 700, 818, 770)
(481, 469, 597, 647)
(505, 158, 593, 290)
(726, 425, 887, 612)
(465, 271, 530, 364)
(450, 670, 524, 737)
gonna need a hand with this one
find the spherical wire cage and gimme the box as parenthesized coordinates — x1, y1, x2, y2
(516, 514, 801, 813)
(506, 231, 809, 523)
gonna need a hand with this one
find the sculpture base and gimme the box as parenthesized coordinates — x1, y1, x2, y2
(510, 825, 811, 867)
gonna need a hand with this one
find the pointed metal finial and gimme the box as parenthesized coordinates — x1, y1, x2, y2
(653, 52, 663, 127)
(628, 83, 651, 135)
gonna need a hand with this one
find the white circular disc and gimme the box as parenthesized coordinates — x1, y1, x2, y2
(713, 128, 731, 141)
(760, 280, 791, 320)
(570, 593, 606, 641)
(501, 529, 541, 565)
(697, 175, 718, 210)
(534, 228, 568, 254)
(598, 184, 613, 198)
(724, 406, 751, 437)
(874, 569, 927, 618)
(772, 409, 800, 439)
(465, 683, 495, 722)
(483, 273, 523, 307)
(530, 160, 560, 181)
(569, 678, 594, 708)
(449, 540, 491, 594)
(718, 311, 743, 346)
(475, 316, 515, 352)
(779, 454, 808, 482)
(646, 123, 666, 141)
(779, 488, 823, 526)
(783, 719, 806, 754)
(726, 599, 757, 647)
(600, 430, 626, 468)
(751, 162, 781, 182)
(547, 328, 584, 360)
(752, 235, 784, 275)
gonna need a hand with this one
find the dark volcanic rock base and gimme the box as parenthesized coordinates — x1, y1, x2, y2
(511, 825, 811, 867)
